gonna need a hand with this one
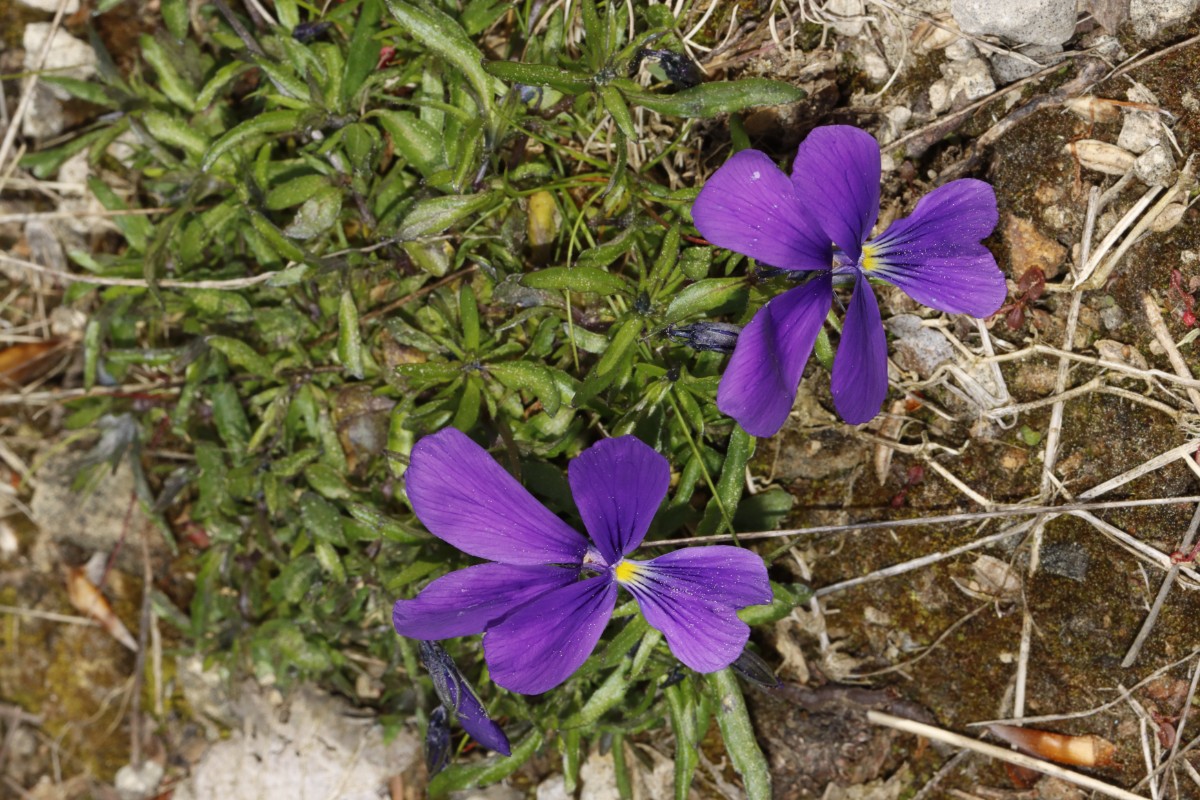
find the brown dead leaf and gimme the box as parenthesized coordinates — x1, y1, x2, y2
(0, 340, 63, 388)
(987, 724, 1117, 767)
(65, 566, 138, 651)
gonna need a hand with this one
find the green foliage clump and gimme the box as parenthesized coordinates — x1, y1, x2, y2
(26, 0, 813, 795)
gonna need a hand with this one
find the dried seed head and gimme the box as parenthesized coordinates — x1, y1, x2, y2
(1065, 139, 1135, 175)
(1063, 96, 1121, 124)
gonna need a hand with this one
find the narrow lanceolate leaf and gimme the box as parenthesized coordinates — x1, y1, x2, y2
(338, 290, 365, 379)
(393, 193, 496, 240)
(708, 669, 771, 800)
(201, 110, 308, 172)
(206, 335, 275, 379)
(599, 85, 637, 140)
(373, 110, 446, 177)
(483, 60, 590, 94)
(664, 278, 747, 323)
(698, 424, 754, 535)
(616, 78, 806, 119)
(522, 266, 629, 296)
(384, 0, 496, 119)
(342, 0, 383, 106)
(142, 110, 209, 160)
(283, 185, 343, 240)
(428, 729, 544, 798)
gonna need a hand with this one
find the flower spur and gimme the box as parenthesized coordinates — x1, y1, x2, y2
(692, 124, 1007, 435)
(392, 428, 771, 696)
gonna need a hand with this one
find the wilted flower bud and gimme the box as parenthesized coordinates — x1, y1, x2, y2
(731, 648, 781, 689)
(419, 641, 511, 756)
(665, 322, 741, 353)
(426, 705, 451, 776)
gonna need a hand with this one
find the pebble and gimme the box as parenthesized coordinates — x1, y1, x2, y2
(989, 44, 1064, 83)
(115, 761, 165, 800)
(950, 0, 1077, 45)
(886, 315, 956, 378)
(1004, 215, 1068, 280)
(1118, 112, 1163, 153)
(20, 84, 65, 139)
(15, 0, 80, 12)
(22, 24, 97, 100)
(1133, 143, 1176, 187)
(1040, 541, 1091, 582)
(1100, 304, 1127, 330)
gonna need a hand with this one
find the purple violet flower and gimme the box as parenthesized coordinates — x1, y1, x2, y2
(692, 125, 1007, 435)
(393, 428, 772, 695)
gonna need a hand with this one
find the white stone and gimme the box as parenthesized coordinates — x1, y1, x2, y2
(1130, 0, 1200, 39)
(579, 751, 621, 800)
(172, 685, 418, 800)
(950, 0, 1077, 45)
(826, 0, 867, 37)
(929, 80, 951, 114)
(1117, 111, 1163, 153)
(944, 37, 977, 61)
(22, 24, 97, 100)
(15, 0, 80, 12)
(115, 761, 165, 800)
(535, 776, 570, 800)
(952, 58, 996, 102)
(862, 51, 891, 83)
(1134, 143, 1175, 186)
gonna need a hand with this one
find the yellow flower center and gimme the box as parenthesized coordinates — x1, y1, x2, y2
(859, 244, 880, 272)
(614, 560, 640, 584)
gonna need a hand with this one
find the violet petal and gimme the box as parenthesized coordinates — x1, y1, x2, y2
(716, 274, 833, 437)
(569, 436, 670, 564)
(393, 563, 578, 640)
(619, 550, 766, 673)
(406, 428, 587, 566)
(867, 179, 1006, 316)
(484, 575, 618, 694)
(692, 149, 833, 270)
(791, 126, 881, 263)
(830, 273, 889, 424)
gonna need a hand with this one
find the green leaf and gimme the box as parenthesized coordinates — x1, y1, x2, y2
(300, 492, 346, 546)
(142, 110, 209, 160)
(207, 335, 275, 379)
(314, 539, 347, 583)
(266, 174, 332, 210)
(162, 0, 189, 39)
(698, 424, 754, 535)
(599, 84, 636, 139)
(210, 381, 250, 454)
(283, 185, 343, 239)
(483, 60, 590, 94)
(87, 177, 152, 251)
(196, 61, 251, 108)
(617, 78, 806, 119)
(342, 0, 383, 106)
(141, 34, 197, 111)
(41, 77, 115, 107)
(345, 502, 427, 543)
(337, 290, 365, 379)
(664, 278, 747, 323)
(708, 669, 771, 800)
(666, 682, 701, 800)
(393, 192, 495, 239)
(202, 110, 307, 172)
(451, 374, 482, 431)
(459, 284, 480, 353)
(373, 110, 446, 177)
(383, 0, 496, 121)
(428, 729, 543, 798)
(738, 582, 812, 625)
(488, 361, 561, 416)
(522, 266, 629, 296)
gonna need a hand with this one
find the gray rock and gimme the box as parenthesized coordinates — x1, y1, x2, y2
(989, 44, 1065, 84)
(20, 83, 65, 139)
(1100, 304, 1127, 330)
(1040, 542, 1090, 582)
(944, 38, 977, 62)
(22, 24, 97, 100)
(1130, 0, 1200, 39)
(887, 315, 955, 378)
(950, 0, 1077, 45)
(1134, 143, 1176, 186)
